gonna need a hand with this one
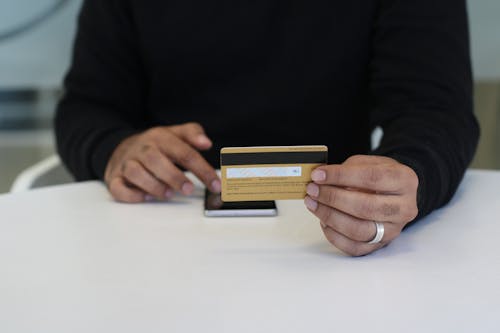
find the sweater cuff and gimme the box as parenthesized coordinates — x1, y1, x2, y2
(90, 128, 142, 180)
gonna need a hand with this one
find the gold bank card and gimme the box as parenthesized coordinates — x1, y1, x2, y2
(221, 145, 328, 202)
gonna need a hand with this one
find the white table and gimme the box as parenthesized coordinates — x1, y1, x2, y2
(1, 169, 499, 333)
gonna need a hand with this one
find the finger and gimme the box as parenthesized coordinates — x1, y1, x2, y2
(305, 197, 399, 242)
(108, 177, 145, 203)
(321, 225, 386, 257)
(136, 144, 195, 195)
(169, 122, 213, 150)
(121, 159, 168, 198)
(157, 132, 221, 193)
(311, 163, 412, 194)
(306, 183, 418, 223)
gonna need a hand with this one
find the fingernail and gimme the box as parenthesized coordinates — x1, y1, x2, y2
(181, 182, 194, 195)
(311, 169, 326, 182)
(197, 135, 212, 146)
(165, 189, 174, 199)
(144, 194, 155, 202)
(211, 179, 221, 193)
(304, 196, 318, 211)
(306, 183, 319, 197)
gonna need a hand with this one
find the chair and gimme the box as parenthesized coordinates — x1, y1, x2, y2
(10, 154, 74, 193)
(371, 126, 383, 150)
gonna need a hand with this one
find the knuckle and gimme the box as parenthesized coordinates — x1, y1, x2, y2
(147, 127, 170, 142)
(198, 168, 215, 182)
(144, 127, 161, 139)
(186, 121, 202, 131)
(150, 183, 166, 197)
(400, 165, 419, 189)
(387, 165, 402, 179)
(318, 205, 334, 226)
(330, 167, 342, 184)
(323, 229, 336, 246)
(167, 175, 185, 190)
(403, 205, 419, 222)
(111, 187, 137, 203)
(155, 167, 185, 190)
(123, 161, 141, 179)
(346, 155, 363, 163)
(108, 183, 122, 201)
(409, 173, 419, 191)
(363, 166, 384, 186)
(142, 147, 160, 166)
(358, 200, 376, 220)
(324, 187, 337, 206)
(177, 149, 198, 166)
(140, 144, 153, 153)
(380, 202, 401, 217)
(104, 170, 114, 185)
(351, 221, 369, 241)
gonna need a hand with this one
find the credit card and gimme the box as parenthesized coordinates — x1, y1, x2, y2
(220, 145, 328, 201)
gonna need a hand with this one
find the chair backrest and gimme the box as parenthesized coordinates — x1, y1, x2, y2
(371, 126, 383, 150)
(10, 154, 74, 193)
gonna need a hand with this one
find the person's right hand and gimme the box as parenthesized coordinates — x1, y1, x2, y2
(104, 122, 221, 203)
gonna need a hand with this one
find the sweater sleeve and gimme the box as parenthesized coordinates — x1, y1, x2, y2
(370, 0, 480, 220)
(55, 0, 146, 181)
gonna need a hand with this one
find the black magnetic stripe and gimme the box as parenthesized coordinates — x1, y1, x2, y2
(221, 151, 327, 165)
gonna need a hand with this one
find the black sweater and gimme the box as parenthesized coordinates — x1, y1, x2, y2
(55, 0, 479, 220)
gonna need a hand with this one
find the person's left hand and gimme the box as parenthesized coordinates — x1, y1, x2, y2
(304, 155, 419, 256)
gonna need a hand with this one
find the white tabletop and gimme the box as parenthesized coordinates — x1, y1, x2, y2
(1, 169, 499, 333)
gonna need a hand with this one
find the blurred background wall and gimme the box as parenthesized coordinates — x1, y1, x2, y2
(0, 0, 80, 90)
(467, 0, 500, 169)
(0, 0, 499, 193)
(0, 0, 81, 128)
(0, 0, 82, 192)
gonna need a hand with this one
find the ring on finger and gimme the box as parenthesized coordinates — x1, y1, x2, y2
(367, 221, 384, 245)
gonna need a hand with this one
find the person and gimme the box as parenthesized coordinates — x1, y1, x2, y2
(55, 0, 479, 256)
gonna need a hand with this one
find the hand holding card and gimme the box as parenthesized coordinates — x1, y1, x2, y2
(220, 145, 328, 202)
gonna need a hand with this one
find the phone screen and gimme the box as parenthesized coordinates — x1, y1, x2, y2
(204, 189, 277, 217)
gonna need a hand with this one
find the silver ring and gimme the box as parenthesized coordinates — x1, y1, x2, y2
(367, 221, 384, 244)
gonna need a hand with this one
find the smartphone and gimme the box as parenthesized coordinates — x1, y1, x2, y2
(204, 189, 278, 217)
